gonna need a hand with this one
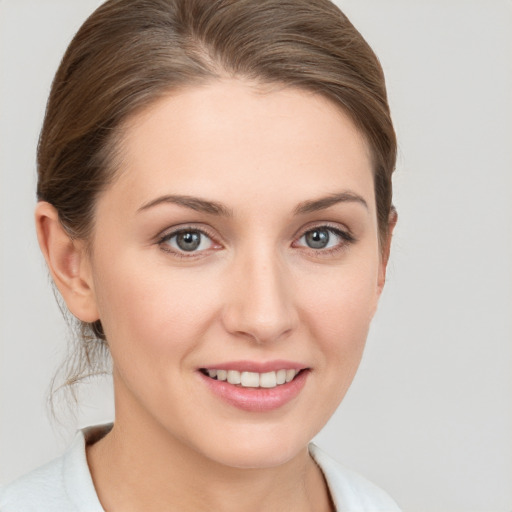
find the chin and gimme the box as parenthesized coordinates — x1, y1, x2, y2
(192, 425, 313, 470)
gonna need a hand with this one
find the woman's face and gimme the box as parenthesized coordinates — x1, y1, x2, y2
(85, 80, 388, 468)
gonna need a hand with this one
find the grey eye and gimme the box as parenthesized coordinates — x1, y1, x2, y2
(165, 230, 214, 253)
(295, 226, 351, 252)
(304, 228, 330, 249)
(176, 231, 202, 251)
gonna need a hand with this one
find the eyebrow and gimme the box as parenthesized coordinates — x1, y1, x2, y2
(293, 191, 368, 215)
(137, 194, 233, 217)
(137, 190, 368, 217)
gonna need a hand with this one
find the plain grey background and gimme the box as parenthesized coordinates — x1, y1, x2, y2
(1, 1, 511, 510)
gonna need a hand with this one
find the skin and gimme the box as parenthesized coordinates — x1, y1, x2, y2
(36, 79, 395, 512)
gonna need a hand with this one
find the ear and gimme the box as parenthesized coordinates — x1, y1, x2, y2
(35, 201, 99, 323)
(377, 208, 398, 294)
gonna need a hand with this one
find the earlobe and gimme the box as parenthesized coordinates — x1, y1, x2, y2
(35, 201, 99, 323)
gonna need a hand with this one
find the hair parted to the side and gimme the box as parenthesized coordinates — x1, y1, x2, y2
(38, 0, 397, 408)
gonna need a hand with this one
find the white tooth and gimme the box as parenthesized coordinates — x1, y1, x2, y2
(217, 370, 227, 381)
(241, 371, 260, 387)
(207, 369, 217, 378)
(276, 369, 286, 385)
(285, 369, 297, 383)
(260, 371, 277, 388)
(227, 370, 241, 385)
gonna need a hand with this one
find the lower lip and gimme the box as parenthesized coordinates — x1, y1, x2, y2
(199, 370, 309, 412)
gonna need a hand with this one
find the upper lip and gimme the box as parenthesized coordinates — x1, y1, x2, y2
(199, 360, 308, 373)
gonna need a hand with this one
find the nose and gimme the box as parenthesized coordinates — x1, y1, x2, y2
(221, 249, 298, 344)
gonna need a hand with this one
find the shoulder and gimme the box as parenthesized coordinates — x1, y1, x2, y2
(309, 444, 401, 511)
(0, 425, 109, 512)
(0, 454, 69, 511)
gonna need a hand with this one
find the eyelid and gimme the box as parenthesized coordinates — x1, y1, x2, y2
(294, 221, 355, 242)
(292, 222, 356, 254)
(156, 224, 222, 257)
(155, 221, 355, 258)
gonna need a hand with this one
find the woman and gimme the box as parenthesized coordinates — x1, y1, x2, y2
(0, 0, 399, 510)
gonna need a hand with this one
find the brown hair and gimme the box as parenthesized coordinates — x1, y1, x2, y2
(38, 0, 396, 397)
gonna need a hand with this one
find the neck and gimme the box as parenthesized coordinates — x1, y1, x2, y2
(86, 393, 332, 512)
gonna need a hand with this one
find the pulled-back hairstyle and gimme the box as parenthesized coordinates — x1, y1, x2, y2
(38, 0, 396, 401)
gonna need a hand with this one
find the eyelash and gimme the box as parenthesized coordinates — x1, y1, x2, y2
(293, 224, 356, 257)
(156, 224, 356, 259)
(157, 226, 219, 259)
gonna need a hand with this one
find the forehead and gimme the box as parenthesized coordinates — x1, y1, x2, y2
(106, 79, 375, 216)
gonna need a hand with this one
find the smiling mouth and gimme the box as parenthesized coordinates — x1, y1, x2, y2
(199, 368, 306, 389)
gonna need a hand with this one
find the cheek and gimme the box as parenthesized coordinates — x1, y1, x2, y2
(299, 261, 379, 344)
(291, 261, 380, 429)
(91, 255, 218, 358)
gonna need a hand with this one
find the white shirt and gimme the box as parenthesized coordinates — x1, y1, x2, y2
(0, 424, 401, 511)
